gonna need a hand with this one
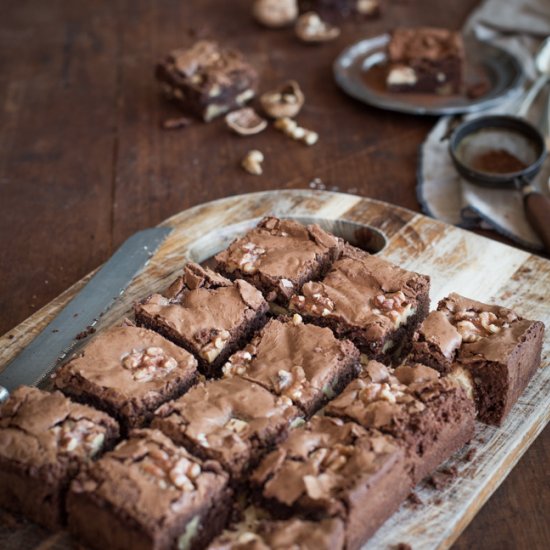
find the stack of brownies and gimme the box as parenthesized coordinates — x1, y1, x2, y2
(0, 217, 544, 550)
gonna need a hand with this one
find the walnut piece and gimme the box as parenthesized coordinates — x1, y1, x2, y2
(242, 150, 265, 175)
(253, 0, 298, 28)
(54, 419, 106, 457)
(449, 307, 516, 342)
(260, 80, 305, 119)
(121, 347, 178, 382)
(225, 108, 267, 136)
(273, 117, 319, 146)
(295, 12, 340, 44)
(370, 290, 414, 328)
(199, 329, 231, 363)
(140, 446, 201, 491)
(290, 286, 334, 317)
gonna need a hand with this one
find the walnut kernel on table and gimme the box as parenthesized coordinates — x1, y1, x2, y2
(242, 150, 265, 175)
(253, 0, 298, 28)
(225, 108, 267, 136)
(295, 12, 340, 43)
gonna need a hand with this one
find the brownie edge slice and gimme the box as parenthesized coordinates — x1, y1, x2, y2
(0, 386, 119, 531)
(67, 429, 231, 550)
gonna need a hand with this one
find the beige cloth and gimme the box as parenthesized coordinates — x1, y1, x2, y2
(418, 0, 550, 250)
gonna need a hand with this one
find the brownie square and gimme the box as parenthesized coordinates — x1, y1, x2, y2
(0, 386, 119, 530)
(289, 245, 430, 362)
(67, 428, 231, 550)
(411, 293, 545, 425)
(214, 216, 343, 306)
(221, 315, 360, 416)
(152, 377, 301, 479)
(210, 516, 345, 550)
(135, 263, 268, 377)
(325, 359, 474, 484)
(250, 416, 411, 549)
(54, 324, 198, 432)
(386, 27, 465, 95)
(156, 40, 258, 122)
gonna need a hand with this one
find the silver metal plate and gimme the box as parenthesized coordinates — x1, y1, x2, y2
(333, 34, 525, 116)
(0, 227, 172, 399)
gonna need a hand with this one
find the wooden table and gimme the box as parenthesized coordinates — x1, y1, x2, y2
(0, 0, 547, 548)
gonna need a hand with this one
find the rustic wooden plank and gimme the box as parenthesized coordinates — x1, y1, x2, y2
(0, 191, 548, 549)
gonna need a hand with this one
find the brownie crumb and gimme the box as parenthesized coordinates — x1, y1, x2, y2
(428, 466, 457, 490)
(407, 491, 423, 507)
(162, 116, 192, 130)
(75, 326, 96, 340)
(7, 334, 14, 340)
(394, 543, 412, 550)
(464, 448, 476, 462)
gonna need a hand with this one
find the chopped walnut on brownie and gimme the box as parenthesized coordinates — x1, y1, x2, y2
(250, 416, 410, 549)
(325, 359, 474, 483)
(221, 316, 359, 416)
(153, 376, 301, 479)
(289, 245, 430, 362)
(386, 27, 465, 95)
(54, 324, 198, 432)
(215, 217, 343, 306)
(135, 263, 268, 377)
(156, 40, 258, 122)
(0, 387, 119, 530)
(411, 293, 545, 425)
(67, 429, 232, 550)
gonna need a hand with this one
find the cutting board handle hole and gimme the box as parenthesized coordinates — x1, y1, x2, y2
(187, 216, 387, 266)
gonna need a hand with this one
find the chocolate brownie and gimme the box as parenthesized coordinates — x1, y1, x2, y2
(67, 429, 231, 550)
(250, 416, 410, 549)
(135, 263, 268, 377)
(325, 360, 475, 483)
(221, 315, 360, 416)
(210, 516, 345, 549)
(0, 386, 119, 530)
(54, 324, 198, 432)
(411, 293, 545, 425)
(214, 217, 343, 306)
(386, 27, 465, 95)
(152, 377, 301, 479)
(289, 245, 430, 362)
(156, 40, 258, 122)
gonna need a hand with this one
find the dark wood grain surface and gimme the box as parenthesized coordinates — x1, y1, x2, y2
(0, 0, 548, 548)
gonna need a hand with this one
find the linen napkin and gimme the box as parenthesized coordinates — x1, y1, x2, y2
(418, 0, 550, 251)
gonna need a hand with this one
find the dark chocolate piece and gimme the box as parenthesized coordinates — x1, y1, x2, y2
(67, 429, 231, 550)
(153, 376, 301, 479)
(221, 315, 360, 416)
(214, 216, 343, 306)
(0, 386, 119, 530)
(54, 324, 198, 432)
(135, 263, 268, 377)
(386, 27, 465, 95)
(250, 416, 411, 549)
(325, 359, 475, 483)
(156, 40, 258, 122)
(289, 245, 430, 362)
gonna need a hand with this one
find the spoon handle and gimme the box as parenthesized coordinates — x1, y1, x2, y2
(516, 75, 548, 118)
(524, 190, 550, 253)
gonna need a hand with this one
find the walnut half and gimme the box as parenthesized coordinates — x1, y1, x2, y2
(253, 0, 298, 28)
(225, 108, 267, 136)
(295, 12, 340, 44)
(260, 80, 305, 119)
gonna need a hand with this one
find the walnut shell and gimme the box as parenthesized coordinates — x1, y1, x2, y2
(225, 108, 268, 136)
(260, 80, 305, 119)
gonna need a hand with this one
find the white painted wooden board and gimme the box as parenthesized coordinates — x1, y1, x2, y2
(0, 190, 548, 550)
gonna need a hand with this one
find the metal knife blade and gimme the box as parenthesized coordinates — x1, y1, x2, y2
(0, 227, 172, 400)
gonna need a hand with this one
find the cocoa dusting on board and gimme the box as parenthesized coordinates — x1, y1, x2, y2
(471, 149, 527, 174)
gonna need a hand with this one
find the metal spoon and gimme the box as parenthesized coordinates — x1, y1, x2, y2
(516, 36, 550, 117)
